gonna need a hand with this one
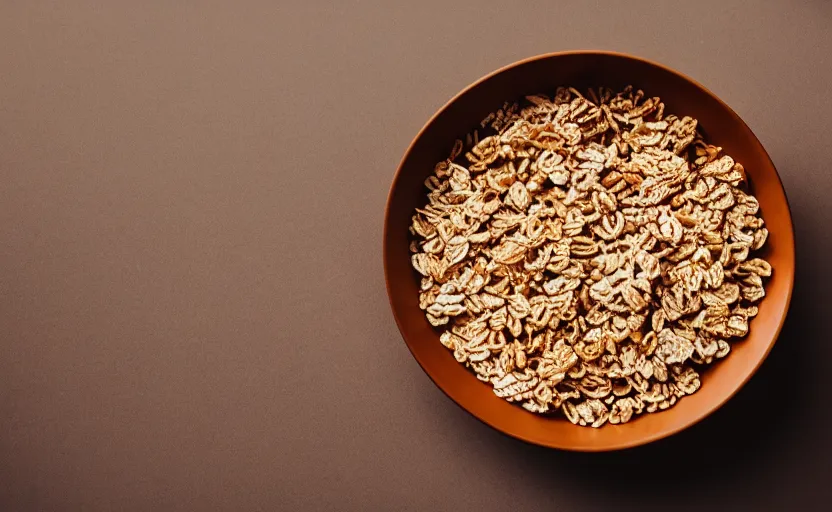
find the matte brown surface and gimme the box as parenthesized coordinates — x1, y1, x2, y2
(0, 0, 829, 510)
(384, 51, 794, 451)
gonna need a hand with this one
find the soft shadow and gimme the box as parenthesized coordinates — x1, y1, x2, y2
(492, 201, 818, 499)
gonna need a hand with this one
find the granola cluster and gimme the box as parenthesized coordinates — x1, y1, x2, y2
(409, 86, 771, 427)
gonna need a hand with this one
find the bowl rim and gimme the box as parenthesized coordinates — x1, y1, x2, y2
(383, 50, 795, 451)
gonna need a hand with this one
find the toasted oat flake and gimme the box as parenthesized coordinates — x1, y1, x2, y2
(409, 86, 772, 427)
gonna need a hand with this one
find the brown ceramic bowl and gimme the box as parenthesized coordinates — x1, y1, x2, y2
(383, 51, 794, 451)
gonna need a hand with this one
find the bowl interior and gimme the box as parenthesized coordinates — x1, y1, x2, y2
(383, 52, 794, 451)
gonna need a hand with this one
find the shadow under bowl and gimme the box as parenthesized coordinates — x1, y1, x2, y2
(383, 51, 795, 451)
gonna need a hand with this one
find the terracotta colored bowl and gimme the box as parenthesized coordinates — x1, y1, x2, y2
(383, 51, 795, 451)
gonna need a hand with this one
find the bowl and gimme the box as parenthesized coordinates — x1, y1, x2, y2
(383, 51, 795, 451)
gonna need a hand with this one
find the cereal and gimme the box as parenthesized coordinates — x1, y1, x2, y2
(408, 86, 771, 427)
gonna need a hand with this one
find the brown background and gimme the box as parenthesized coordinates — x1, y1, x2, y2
(0, 1, 829, 511)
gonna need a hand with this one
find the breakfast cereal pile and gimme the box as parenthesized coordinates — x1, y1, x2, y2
(408, 86, 771, 426)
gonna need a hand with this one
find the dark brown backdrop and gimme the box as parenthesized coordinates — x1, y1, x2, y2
(1, 1, 829, 511)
